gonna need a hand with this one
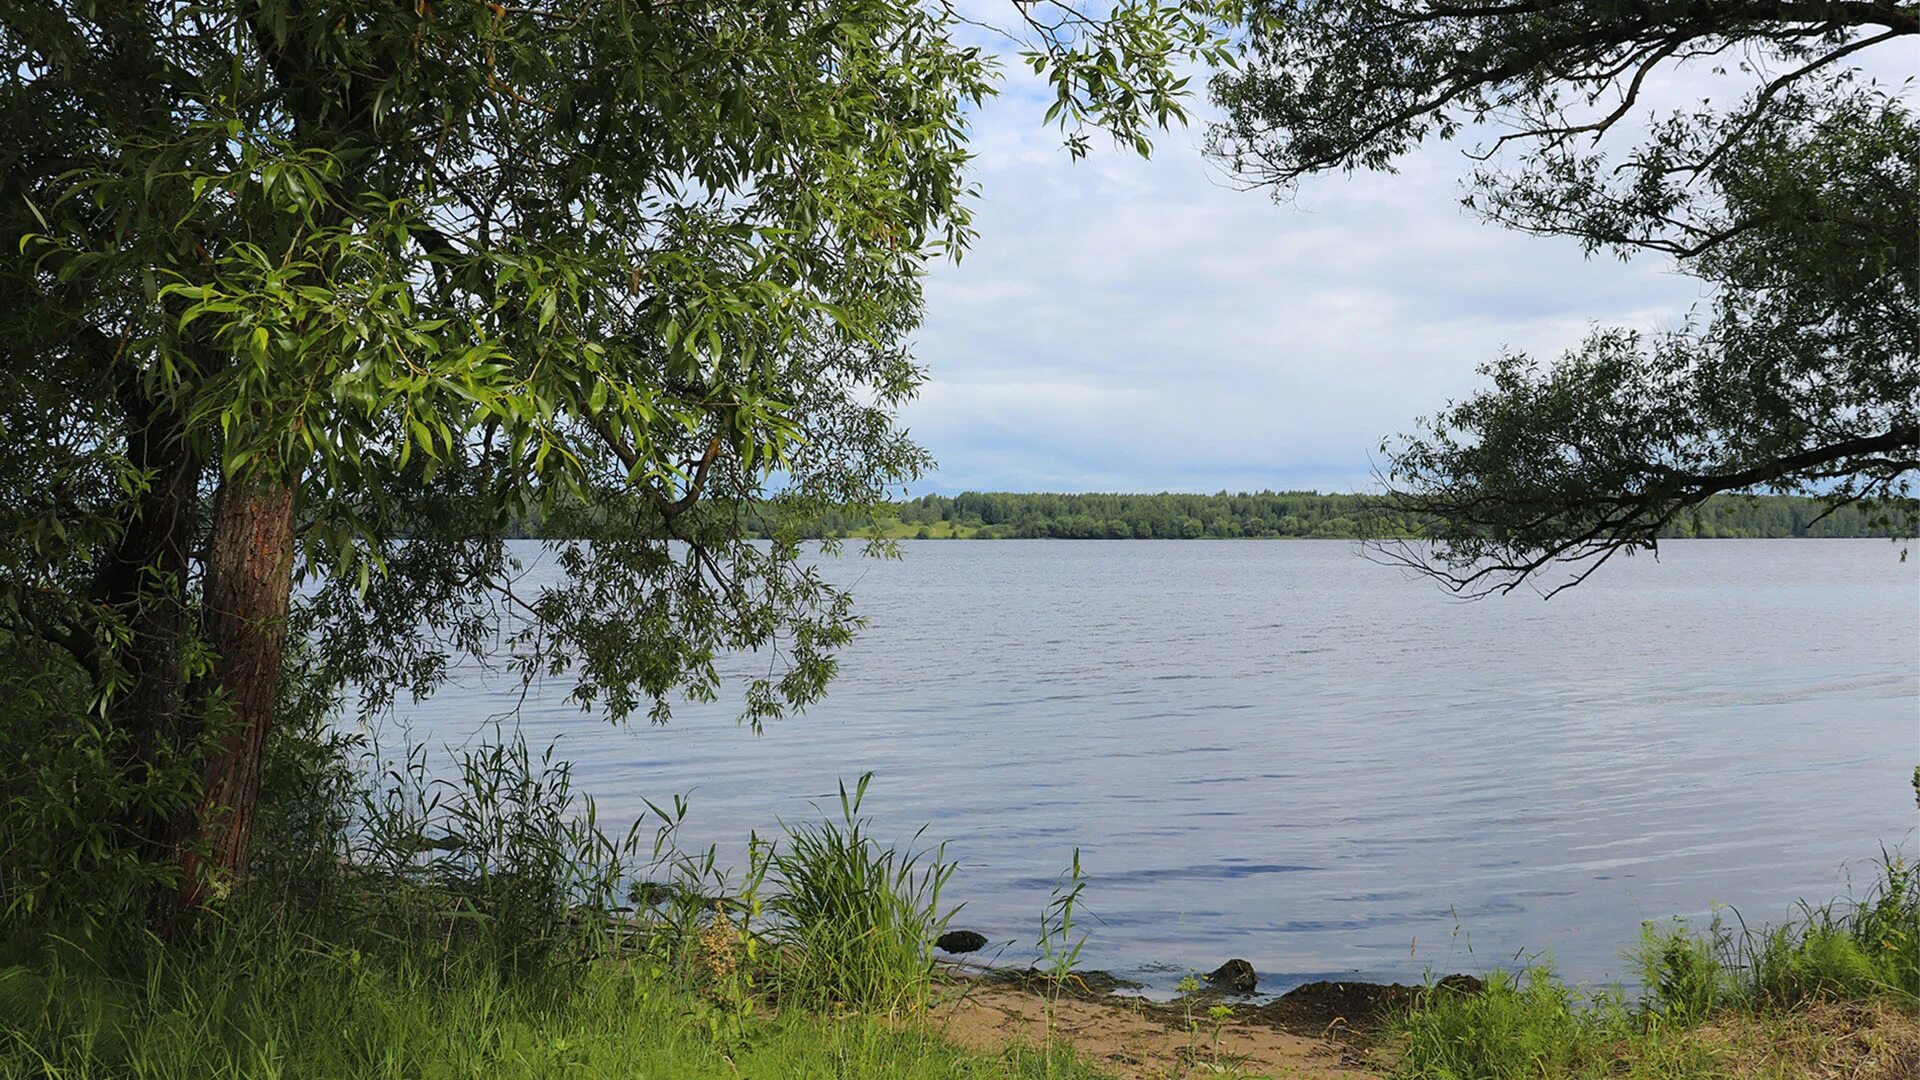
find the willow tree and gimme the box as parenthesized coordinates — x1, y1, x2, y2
(0, 0, 1234, 919)
(1211, 1, 1918, 593)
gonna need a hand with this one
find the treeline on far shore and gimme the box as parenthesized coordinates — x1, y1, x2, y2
(759, 491, 1917, 541)
(504, 491, 1916, 542)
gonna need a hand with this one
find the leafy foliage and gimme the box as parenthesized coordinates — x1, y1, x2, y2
(4, 0, 997, 725)
(989, 1, 1242, 158)
(0, 637, 202, 932)
(1210, 1, 1916, 232)
(1380, 93, 1918, 593)
(0, 0, 1248, 918)
(1209, 2, 1918, 593)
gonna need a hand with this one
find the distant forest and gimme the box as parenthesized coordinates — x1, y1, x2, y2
(760, 492, 1916, 541)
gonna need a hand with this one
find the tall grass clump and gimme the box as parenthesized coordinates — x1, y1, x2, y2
(1398, 853, 1920, 1078)
(1635, 917, 1734, 1025)
(1632, 852, 1920, 1016)
(349, 730, 644, 969)
(1396, 965, 1730, 1080)
(758, 773, 956, 1014)
(1401, 966, 1606, 1078)
(1738, 852, 1919, 1007)
(0, 913, 1105, 1080)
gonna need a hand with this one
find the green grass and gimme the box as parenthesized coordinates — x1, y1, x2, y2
(760, 774, 957, 1014)
(1392, 853, 1920, 1079)
(1637, 852, 1919, 1015)
(0, 724, 1100, 1080)
(0, 917, 1101, 1080)
(1395, 967, 1737, 1079)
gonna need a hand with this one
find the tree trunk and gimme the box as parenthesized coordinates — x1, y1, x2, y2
(100, 403, 203, 860)
(174, 472, 297, 914)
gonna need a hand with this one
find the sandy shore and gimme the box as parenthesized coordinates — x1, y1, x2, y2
(931, 982, 1383, 1079)
(922, 969, 1920, 1080)
(924, 968, 1408, 1079)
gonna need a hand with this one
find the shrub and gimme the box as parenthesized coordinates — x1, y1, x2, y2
(759, 773, 955, 1014)
(1395, 966, 1727, 1080)
(1397, 966, 1598, 1077)
(349, 729, 645, 968)
(1744, 853, 1919, 1007)
(1636, 916, 1731, 1024)
(0, 636, 223, 942)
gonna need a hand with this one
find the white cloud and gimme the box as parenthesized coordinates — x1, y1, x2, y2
(898, 28, 1903, 494)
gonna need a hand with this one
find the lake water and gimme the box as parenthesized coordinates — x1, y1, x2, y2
(391, 539, 1920, 996)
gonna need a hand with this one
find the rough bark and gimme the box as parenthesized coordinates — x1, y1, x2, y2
(174, 472, 297, 913)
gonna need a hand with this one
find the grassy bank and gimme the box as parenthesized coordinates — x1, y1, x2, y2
(8, 858, 1911, 1080)
(1388, 853, 1919, 1079)
(4, 694, 1914, 1079)
(0, 921, 1101, 1079)
(0, 759, 1106, 1079)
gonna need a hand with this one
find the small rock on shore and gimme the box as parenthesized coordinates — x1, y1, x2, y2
(936, 930, 989, 954)
(1205, 958, 1259, 994)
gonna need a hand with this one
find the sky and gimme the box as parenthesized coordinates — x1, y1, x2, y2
(895, 18, 1733, 496)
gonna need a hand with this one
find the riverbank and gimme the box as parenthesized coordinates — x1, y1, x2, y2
(5, 789, 1916, 1079)
(933, 971, 1920, 1079)
(927, 847, 1920, 1077)
(933, 976, 1387, 1078)
(10, 919, 1911, 1080)
(0, 924, 1104, 1079)
(7, 717, 1913, 1078)
(931, 967, 1920, 1080)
